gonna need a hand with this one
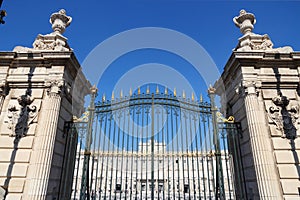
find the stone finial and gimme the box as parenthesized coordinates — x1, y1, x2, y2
(49, 9, 72, 34)
(233, 9, 256, 35)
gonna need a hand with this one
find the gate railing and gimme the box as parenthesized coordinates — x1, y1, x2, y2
(63, 87, 246, 200)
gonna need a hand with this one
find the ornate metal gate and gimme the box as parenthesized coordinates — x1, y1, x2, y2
(63, 87, 246, 200)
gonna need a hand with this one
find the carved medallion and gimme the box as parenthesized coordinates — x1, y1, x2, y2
(268, 95, 299, 139)
(7, 95, 37, 139)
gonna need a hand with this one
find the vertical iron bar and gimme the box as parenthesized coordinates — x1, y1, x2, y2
(139, 104, 145, 200)
(180, 110, 186, 200)
(114, 111, 122, 200)
(221, 127, 232, 199)
(166, 105, 171, 200)
(93, 114, 102, 198)
(99, 112, 108, 200)
(208, 88, 225, 199)
(134, 106, 140, 200)
(104, 113, 112, 199)
(170, 106, 176, 200)
(184, 110, 192, 199)
(175, 108, 181, 200)
(161, 104, 165, 200)
(80, 87, 97, 200)
(129, 105, 136, 199)
(151, 94, 155, 200)
(125, 108, 131, 200)
(145, 106, 149, 199)
(109, 111, 117, 200)
(156, 104, 160, 200)
(73, 128, 83, 200)
(193, 111, 202, 199)
(189, 111, 196, 200)
(119, 108, 127, 200)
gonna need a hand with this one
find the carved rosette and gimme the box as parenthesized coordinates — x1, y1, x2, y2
(7, 95, 37, 139)
(268, 95, 299, 139)
(45, 79, 64, 97)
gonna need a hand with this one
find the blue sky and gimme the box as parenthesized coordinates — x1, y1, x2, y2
(1, 1, 299, 100)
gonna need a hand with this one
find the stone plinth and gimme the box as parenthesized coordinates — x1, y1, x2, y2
(216, 51, 300, 199)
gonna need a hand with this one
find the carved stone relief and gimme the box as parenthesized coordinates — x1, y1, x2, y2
(268, 95, 299, 139)
(7, 95, 37, 139)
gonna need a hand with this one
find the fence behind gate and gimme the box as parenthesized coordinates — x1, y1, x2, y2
(62, 88, 246, 200)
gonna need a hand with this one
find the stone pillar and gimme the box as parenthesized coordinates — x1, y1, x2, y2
(242, 81, 282, 199)
(25, 79, 63, 199)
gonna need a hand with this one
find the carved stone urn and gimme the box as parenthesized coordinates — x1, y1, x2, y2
(49, 9, 72, 34)
(233, 9, 256, 35)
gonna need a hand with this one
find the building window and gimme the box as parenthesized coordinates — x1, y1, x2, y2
(116, 184, 121, 192)
(184, 184, 189, 193)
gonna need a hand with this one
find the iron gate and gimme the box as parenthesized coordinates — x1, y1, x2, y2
(62, 87, 246, 200)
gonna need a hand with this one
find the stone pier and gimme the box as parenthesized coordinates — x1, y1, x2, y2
(216, 9, 300, 200)
(0, 10, 90, 200)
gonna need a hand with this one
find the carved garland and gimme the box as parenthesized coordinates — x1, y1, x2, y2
(7, 95, 37, 139)
(268, 95, 299, 139)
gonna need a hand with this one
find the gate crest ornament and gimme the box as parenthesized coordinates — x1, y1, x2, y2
(268, 94, 299, 139)
(7, 95, 37, 139)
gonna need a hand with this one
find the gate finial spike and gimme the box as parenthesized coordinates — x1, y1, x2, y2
(111, 91, 115, 101)
(102, 93, 106, 102)
(120, 89, 123, 99)
(182, 90, 186, 99)
(138, 87, 141, 95)
(156, 85, 159, 94)
(146, 85, 150, 94)
(174, 88, 177, 96)
(165, 87, 168, 95)
(192, 92, 195, 101)
(129, 88, 132, 96)
(200, 93, 203, 103)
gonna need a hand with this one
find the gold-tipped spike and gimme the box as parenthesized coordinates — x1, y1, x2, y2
(182, 90, 186, 99)
(138, 87, 141, 95)
(146, 85, 150, 94)
(156, 85, 159, 94)
(174, 88, 177, 96)
(165, 87, 168, 95)
(120, 89, 123, 99)
(111, 91, 115, 101)
(102, 93, 106, 102)
(200, 93, 203, 103)
(192, 92, 195, 101)
(129, 88, 132, 96)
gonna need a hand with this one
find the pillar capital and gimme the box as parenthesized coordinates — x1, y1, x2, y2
(237, 80, 261, 96)
(45, 78, 64, 96)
